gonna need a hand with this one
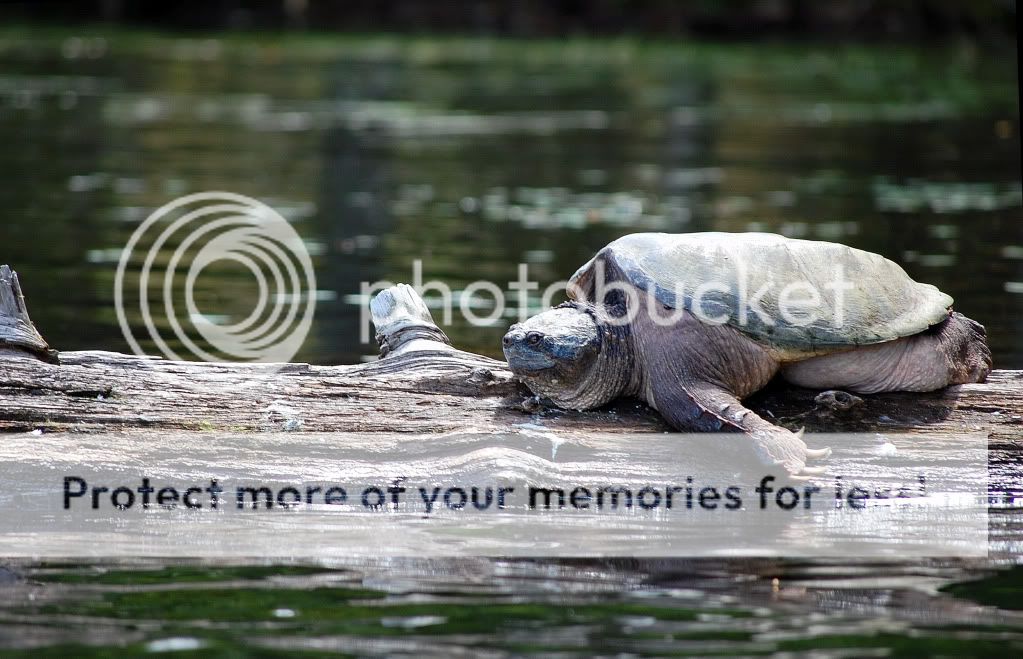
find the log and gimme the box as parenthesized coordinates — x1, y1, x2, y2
(0, 265, 58, 364)
(0, 265, 1021, 445)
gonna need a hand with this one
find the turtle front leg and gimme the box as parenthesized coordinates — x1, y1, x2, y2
(647, 380, 829, 477)
(632, 306, 828, 476)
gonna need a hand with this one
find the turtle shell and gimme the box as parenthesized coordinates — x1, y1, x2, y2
(568, 232, 953, 359)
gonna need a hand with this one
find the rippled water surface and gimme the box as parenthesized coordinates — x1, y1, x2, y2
(0, 30, 1019, 366)
(0, 28, 1021, 656)
(3, 559, 1023, 656)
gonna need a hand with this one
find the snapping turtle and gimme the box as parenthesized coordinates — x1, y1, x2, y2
(502, 233, 991, 475)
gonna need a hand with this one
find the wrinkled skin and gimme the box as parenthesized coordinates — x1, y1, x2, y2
(503, 294, 991, 477)
(502, 306, 608, 410)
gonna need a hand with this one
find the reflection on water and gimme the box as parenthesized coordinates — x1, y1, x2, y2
(2, 560, 1023, 656)
(0, 31, 1018, 366)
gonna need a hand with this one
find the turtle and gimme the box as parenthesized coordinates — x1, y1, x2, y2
(501, 232, 992, 475)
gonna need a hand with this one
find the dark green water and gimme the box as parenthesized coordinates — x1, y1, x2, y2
(0, 28, 1021, 656)
(0, 29, 1019, 365)
(3, 560, 1023, 656)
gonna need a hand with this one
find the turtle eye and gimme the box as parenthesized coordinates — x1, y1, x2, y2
(526, 332, 543, 347)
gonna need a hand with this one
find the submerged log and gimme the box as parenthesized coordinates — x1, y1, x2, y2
(0, 265, 1020, 443)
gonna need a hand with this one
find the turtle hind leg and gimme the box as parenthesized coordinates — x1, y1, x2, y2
(944, 313, 993, 384)
(781, 312, 992, 394)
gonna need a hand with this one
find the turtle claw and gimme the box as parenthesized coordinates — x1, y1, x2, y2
(766, 461, 827, 482)
(806, 447, 832, 460)
(749, 427, 833, 478)
(796, 428, 835, 460)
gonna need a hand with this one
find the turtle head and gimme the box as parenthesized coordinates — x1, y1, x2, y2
(502, 302, 629, 410)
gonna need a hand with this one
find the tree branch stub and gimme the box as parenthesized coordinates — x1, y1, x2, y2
(0, 265, 57, 364)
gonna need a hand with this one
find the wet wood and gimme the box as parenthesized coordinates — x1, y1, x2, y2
(0, 266, 1020, 443)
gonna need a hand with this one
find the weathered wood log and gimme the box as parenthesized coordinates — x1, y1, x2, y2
(0, 265, 57, 364)
(0, 265, 1020, 444)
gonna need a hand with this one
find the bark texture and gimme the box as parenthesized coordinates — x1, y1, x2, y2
(0, 266, 1019, 444)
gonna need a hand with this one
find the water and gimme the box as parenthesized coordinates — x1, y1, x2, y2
(0, 28, 1021, 655)
(0, 31, 1019, 366)
(0, 559, 1021, 657)
(0, 431, 996, 558)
